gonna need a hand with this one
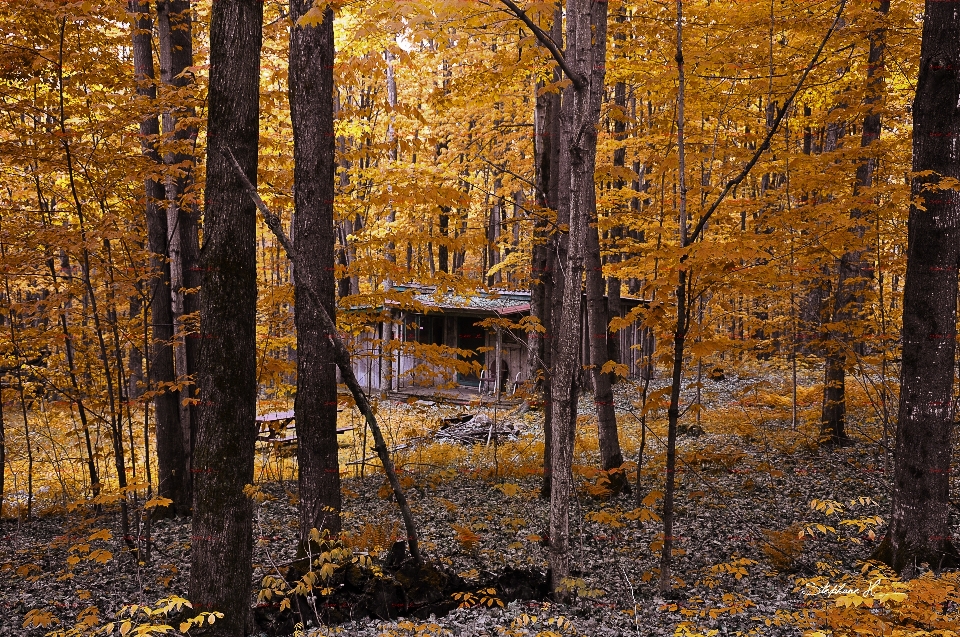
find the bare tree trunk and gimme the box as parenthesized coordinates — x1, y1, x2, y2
(530, 7, 562, 500)
(820, 0, 888, 446)
(584, 193, 625, 490)
(188, 0, 262, 633)
(157, 0, 200, 509)
(872, 0, 960, 576)
(659, 0, 688, 594)
(128, 0, 185, 517)
(547, 0, 607, 596)
(289, 0, 342, 544)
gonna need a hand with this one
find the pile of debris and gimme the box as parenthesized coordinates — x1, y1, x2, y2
(435, 413, 521, 445)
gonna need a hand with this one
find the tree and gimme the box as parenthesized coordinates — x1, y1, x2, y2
(819, 0, 889, 446)
(288, 0, 342, 544)
(157, 0, 200, 512)
(500, 0, 609, 594)
(872, 0, 960, 576)
(188, 0, 262, 633)
(127, 0, 185, 518)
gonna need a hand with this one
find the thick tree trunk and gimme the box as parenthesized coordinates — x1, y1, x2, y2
(128, 0, 185, 517)
(188, 1, 261, 634)
(872, 0, 960, 576)
(157, 0, 201, 510)
(548, 0, 607, 596)
(289, 0, 342, 541)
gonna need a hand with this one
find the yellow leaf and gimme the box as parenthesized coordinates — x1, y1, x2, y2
(145, 497, 174, 509)
(120, 620, 132, 635)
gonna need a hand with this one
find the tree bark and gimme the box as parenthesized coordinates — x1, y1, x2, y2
(548, 0, 607, 596)
(820, 0, 888, 445)
(158, 0, 201, 510)
(872, 0, 960, 576)
(188, 0, 261, 633)
(584, 191, 624, 489)
(289, 0, 342, 541)
(530, 7, 561, 501)
(128, 0, 185, 517)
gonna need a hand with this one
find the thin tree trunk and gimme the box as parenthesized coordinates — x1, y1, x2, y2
(157, 0, 200, 510)
(223, 145, 425, 566)
(584, 193, 625, 490)
(289, 0, 342, 545)
(872, 0, 960, 576)
(530, 7, 561, 501)
(820, 0, 888, 445)
(130, 0, 185, 517)
(188, 1, 262, 633)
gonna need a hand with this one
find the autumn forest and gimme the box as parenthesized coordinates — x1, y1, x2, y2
(1, 0, 959, 635)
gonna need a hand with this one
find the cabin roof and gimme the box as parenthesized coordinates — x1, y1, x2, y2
(389, 285, 531, 316)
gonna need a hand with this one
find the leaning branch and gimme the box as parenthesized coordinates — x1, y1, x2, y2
(221, 145, 424, 566)
(495, 0, 585, 89)
(687, 0, 847, 246)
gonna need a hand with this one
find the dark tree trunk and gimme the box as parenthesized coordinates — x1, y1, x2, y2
(584, 194, 624, 489)
(872, 0, 960, 576)
(548, 0, 607, 594)
(0, 393, 4, 517)
(289, 0, 342, 541)
(438, 206, 449, 273)
(157, 0, 200, 512)
(819, 0, 888, 446)
(530, 9, 562, 501)
(188, 1, 261, 634)
(128, 0, 185, 517)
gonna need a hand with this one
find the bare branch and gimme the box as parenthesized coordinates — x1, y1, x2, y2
(494, 0, 585, 89)
(687, 0, 848, 246)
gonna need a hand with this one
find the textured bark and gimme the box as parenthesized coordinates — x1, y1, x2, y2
(188, 0, 261, 633)
(0, 395, 4, 516)
(158, 0, 201, 509)
(584, 195, 624, 486)
(820, 0, 888, 445)
(530, 9, 561, 501)
(872, 0, 960, 576)
(128, 0, 185, 516)
(289, 0, 342, 540)
(660, 0, 688, 593)
(548, 0, 607, 595)
(222, 145, 425, 566)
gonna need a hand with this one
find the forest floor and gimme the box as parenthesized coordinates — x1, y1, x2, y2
(0, 369, 931, 637)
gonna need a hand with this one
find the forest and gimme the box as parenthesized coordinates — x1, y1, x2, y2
(1, 0, 959, 635)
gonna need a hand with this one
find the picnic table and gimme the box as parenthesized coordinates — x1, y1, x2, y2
(256, 409, 354, 445)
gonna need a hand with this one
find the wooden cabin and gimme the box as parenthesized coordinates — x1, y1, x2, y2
(343, 285, 654, 397)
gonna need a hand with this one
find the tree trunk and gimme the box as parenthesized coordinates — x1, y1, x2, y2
(128, 0, 185, 517)
(872, 0, 960, 576)
(660, 0, 688, 595)
(548, 0, 607, 596)
(157, 0, 201, 510)
(819, 0, 888, 446)
(584, 193, 625, 490)
(289, 0, 342, 542)
(530, 8, 561, 501)
(188, 1, 261, 634)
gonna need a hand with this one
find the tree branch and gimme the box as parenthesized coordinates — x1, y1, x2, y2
(687, 0, 848, 246)
(219, 144, 425, 566)
(495, 0, 585, 89)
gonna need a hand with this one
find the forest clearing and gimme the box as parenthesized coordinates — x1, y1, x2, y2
(2, 0, 960, 635)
